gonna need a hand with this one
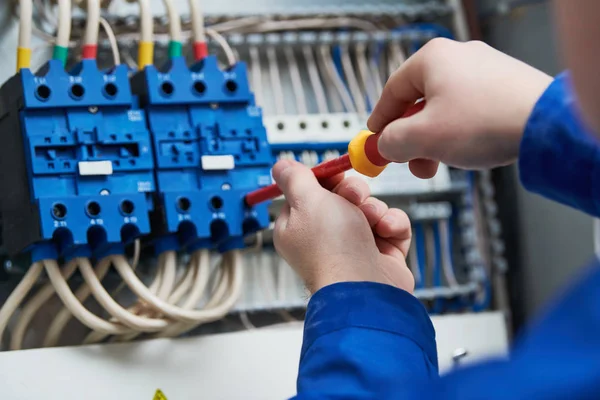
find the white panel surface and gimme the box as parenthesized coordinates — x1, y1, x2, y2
(0, 312, 508, 400)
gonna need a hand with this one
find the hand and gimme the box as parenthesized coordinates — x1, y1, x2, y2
(272, 160, 414, 294)
(368, 38, 553, 178)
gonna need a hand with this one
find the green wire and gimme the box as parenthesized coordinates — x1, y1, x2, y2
(52, 45, 69, 66)
(168, 41, 183, 58)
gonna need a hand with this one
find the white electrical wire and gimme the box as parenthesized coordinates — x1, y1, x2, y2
(18, 0, 33, 49)
(152, 250, 215, 338)
(43, 259, 130, 336)
(209, 16, 263, 33)
(205, 28, 236, 66)
(387, 40, 407, 78)
(156, 252, 237, 338)
(99, 17, 120, 65)
(448, 0, 470, 42)
(83, 0, 100, 48)
(355, 42, 378, 111)
(188, 0, 206, 43)
(55, 0, 72, 49)
(156, 251, 177, 301)
(0, 262, 43, 349)
(78, 257, 172, 332)
(318, 45, 356, 113)
(439, 219, 459, 288)
(249, 46, 264, 108)
(339, 44, 367, 116)
(111, 251, 242, 323)
(594, 219, 600, 260)
(267, 46, 286, 116)
(42, 258, 113, 347)
(368, 43, 384, 98)
(408, 231, 422, 285)
(138, 0, 153, 43)
(112, 251, 182, 342)
(82, 255, 171, 345)
(10, 260, 79, 350)
(250, 18, 378, 33)
(302, 45, 328, 114)
(162, 0, 182, 43)
(284, 47, 308, 115)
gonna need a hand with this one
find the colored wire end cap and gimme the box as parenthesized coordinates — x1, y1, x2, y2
(348, 130, 389, 178)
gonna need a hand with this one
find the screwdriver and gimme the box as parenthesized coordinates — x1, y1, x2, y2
(245, 101, 426, 206)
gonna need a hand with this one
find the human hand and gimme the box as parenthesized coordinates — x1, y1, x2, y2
(272, 160, 414, 294)
(368, 38, 553, 178)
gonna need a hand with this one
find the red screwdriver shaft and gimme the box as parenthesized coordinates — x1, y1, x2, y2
(245, 101, 426, 207)
(245, 154, 353, 206)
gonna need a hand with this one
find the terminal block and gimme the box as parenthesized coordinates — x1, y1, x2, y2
(0, 60, 155, 261)
(131, 56, 273, 252)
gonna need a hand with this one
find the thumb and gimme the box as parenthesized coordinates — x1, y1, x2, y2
(272, 160, 322, 208)
(377, 110, 437, 163)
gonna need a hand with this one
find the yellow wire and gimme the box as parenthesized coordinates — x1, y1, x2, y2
(138, 41, 154, 70)
(17, 47, 32, 71)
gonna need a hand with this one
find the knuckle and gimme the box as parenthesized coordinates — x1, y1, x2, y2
(465, 40, 489, 50)
(422, 37, 454, 55)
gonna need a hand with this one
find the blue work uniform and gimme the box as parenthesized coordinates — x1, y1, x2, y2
(292, 72, 600, 399)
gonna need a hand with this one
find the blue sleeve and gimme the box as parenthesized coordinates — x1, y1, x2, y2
(292, 282, 438, 399)
(519, 72, 600, 216)
(293, 267, 600, 400)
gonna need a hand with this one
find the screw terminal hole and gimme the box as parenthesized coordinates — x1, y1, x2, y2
(120, 200, 135, 215)
(104, 83, 118, 97)
(36, 85, 51, 100)
(299, 122, 307, 130)
(52, 203, 67, 219)
(86, 201, 101, 217)
(71, 84, 85, 99)
(225, 80, 238, 93)
(277, 122, 285, 131)
(321, 121, 329, 129)
(177, 197, 191, 212)
(210, 196, 224, 210)
(343, 120, 351, 128)
(193, 81, 206, 95)
(160, 81, 175, 96)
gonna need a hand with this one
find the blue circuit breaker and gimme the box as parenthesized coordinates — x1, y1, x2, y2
(131, 56, 273, 252)
(0, 59, 155, 261)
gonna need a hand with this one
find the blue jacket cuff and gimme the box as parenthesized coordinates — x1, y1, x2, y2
(301, 282, 438, 370)
(519, 72, 600, 216)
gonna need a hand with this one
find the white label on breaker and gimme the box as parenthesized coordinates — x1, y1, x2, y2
(78, 161, 113, 176)
(201, 155, 235, 171)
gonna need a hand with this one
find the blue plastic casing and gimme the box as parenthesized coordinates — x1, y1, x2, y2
(131, 56, 273, 253)
(0, 59, 155, 261)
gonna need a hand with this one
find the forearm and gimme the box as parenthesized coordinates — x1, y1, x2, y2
(519, 72, 600, 216)
(293, 282, 438, 399)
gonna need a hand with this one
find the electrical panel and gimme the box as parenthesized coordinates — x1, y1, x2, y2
(131, 55, 272, 254)
(0, 0, 509, 351)
(0, 59, 155, 262)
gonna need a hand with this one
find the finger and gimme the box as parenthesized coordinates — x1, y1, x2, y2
(367, 46, 427, 133)
(375, 237, 404, 259)
(376, 107, 438, 163)
(374, 208, 412, 256)
(333, 177, 371, 206)
(409, 159, 440, 179)
(375, 208, 411, 240)
(320, 173, 345, 191)
(358, 197, 389, 227)
(272, 160, 323, 208)
(273, 203, 290, 251)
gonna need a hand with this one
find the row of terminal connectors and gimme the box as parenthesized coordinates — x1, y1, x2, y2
(0, 55, 273, 262)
